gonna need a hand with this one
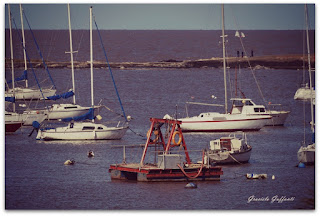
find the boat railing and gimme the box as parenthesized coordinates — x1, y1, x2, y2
(266, 103, 290, 112)
(112, 144, 211, 167)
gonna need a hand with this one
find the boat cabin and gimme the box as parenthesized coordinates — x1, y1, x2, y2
(230, 98, 267, 115)
(210, 134, 248, 153)
(68, 122, 106, 131)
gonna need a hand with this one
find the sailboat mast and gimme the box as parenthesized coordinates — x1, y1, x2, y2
(222, 4, 228, 113)
(8, 4, 15, 112)
(90, 6, 94, 122)
(305, 4, 314, 133)
(67, 4, 76, 104)
(19, 4, 28, 88)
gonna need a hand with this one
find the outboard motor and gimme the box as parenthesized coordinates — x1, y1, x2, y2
(28, 121, 41, 137)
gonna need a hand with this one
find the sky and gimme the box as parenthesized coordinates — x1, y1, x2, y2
(3, 1, 316, 30)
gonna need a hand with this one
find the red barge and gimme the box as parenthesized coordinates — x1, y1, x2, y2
(109, 118, 223, 182)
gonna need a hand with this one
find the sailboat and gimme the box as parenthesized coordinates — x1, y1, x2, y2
(164, 5, 271, 132)
(297, 5, 315, 165)
(5, 5, 47, 132)
(40, 4, 97, 120)
(36, 6, 128, 140)
(294, 82, 315, 100)
(5, 5, 56, 100)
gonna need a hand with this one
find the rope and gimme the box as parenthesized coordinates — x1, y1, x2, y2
(128, 127, 145, 138)
(22, 9, 57, 90)
(93, 17, 127, 122)
(177, 150, 205, 179)
(227, 152, 243, 164)
(230, 6, 268, 107)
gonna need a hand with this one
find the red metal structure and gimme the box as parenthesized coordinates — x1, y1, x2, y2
(109, 118, 223, 181)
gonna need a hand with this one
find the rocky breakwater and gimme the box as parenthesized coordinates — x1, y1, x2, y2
(5, 54, 314, 70)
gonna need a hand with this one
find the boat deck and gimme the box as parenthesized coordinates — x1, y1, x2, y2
(109, 163, 223, 182)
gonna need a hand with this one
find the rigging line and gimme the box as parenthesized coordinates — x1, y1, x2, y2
(229, 6, 267, 107)
(74, 30, 85, 60)
(22, 9, 57, 90)
(12, 16, 48, 108)
(225, 47, 234, 101)
(94, 17, 128, 122)
(45, 29, 59, 61)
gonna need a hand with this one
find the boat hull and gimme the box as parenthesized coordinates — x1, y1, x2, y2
(294, 87, 315, 100)
(208, 148, 252, 164)
(266, 110, 290, 126)
(44, 104, 94, 120)
(22, 111, 47, 126)
(5, 88, 56, 100)
(36, 125, 128, 140)
(5, 111, 47, 126)
(179, 114, 270, 132)
(5, 121, 23, 133)
(297, 144, 315, 165)
(109, 164, 223, 182)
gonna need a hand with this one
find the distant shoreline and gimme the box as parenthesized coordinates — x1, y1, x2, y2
(5, 54, 314, 70)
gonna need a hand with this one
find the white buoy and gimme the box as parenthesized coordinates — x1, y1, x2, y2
(185, 182, 197, 189)
(272, 175, 275, 180)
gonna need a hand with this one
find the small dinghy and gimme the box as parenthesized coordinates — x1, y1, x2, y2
(88, 150, 94, 158)
(64, 159, 75, 165)
(246, 173, 267, 179)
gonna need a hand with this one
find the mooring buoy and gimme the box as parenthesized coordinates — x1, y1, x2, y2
(185, 182, 197, 189)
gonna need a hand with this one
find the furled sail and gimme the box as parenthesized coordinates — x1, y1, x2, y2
(5, 97, 15, 102)
(7, 70, 27, 84)
(46, 90, 74, 100)
(62, 108, 94, 122)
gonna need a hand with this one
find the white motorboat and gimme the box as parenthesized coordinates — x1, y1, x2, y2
(164, 6, 271, 132)
(207, 133, 252, 164)
(36, 6, 128, 140)
(174, 113, 270, 132)
(230, 98, 290, 126)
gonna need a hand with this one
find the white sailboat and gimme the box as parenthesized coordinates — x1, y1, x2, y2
(207, 133, 252, 164)
(297, 5, 315, 165)
(5, 4, 23, 133)
(36, 6, 128, 140)
(41, 4, 96, 120)
(5, 5, 56, 100)
(5, 5, 46, 132)
(164, 5, 271, 132)
(294, 6, 315, 101)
